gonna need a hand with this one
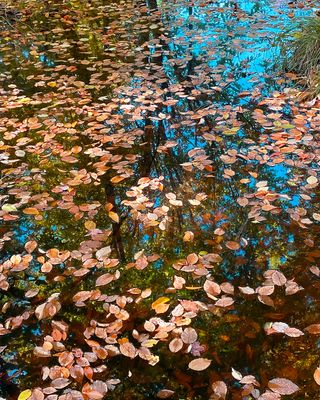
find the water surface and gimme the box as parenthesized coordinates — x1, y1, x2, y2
(1, 0, 320, 399)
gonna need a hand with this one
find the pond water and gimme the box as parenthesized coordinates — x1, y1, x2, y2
(1, 0, 320, 399)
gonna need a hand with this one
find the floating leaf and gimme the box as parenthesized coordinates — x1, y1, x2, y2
(204, 279, 221, 298)
(186, 253, 198, 265)
(2, 204, 17, 212)
(268, 378, 299, 395)
(169, 338, 183, 353)
(314, 367, 320, 385)
(120, 342, 136, 358)
(188, 358, 211, 371)
(307, 176, 318, 185)
(181, 327, 198, 344)
(96, 273, 113, 287)
(215, 297, 234, 307)
(51, 378, 70, 389)
(109, 211, 120, 223)
(183, 231, 194, 242)
(18, 390, 32, 400)
(156, 389, 175, 398)
(211, 381, 227, 399)
(225, 241, 240, 250)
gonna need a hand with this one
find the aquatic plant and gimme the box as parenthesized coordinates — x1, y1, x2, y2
(282, 15, 320, 98)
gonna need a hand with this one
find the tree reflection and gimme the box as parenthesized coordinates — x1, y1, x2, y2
(0, 0, 320, 399)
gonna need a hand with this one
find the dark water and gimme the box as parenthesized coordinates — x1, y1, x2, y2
(1, 0, 320, 399)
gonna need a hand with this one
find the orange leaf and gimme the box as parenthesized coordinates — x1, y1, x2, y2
(314, 367, 320, 385)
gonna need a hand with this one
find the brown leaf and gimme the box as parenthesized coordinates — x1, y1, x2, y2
(204, 279, 221, 298)
(271, 271, 286, 286)
(119, 342, 136, 358)
(239, 286, 255, 295)
(173, 275, 186, 290)
(237, 197, 249, 207)
(258, 391, 281, 400)
(181, 327, 198, 344)
(156, 389, 175, 398)
(314, 367, 320, 385)
(96, 273, 113, 287)
(211, 381, 227, 399)
(305, 324, 320, 334)
(73, 291, 92, 303)
(225, 241, 240, 250)
(283, 327, 304, 337)
(51, 378, 70, 389)
(25, 240, 38, 253)
(25, 289, 39, 298)
(186, 253, 198, 265)
(188, 358, 211, 371)
(169, 338, 183, 353)
(220, 282, 234, 295)
(30, 388, 44, 400)
(258, 295, 274, 308)
(268, 378, 299, 395)
(215, 297, 234, 307)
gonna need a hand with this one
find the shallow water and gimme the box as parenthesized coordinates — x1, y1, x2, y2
(1, 0, 320, 399)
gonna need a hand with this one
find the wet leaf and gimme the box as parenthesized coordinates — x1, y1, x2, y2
(305, 324, 320, 334)
(18, 390, 32, 400)
(181, 327, 198, 344)
(51, 378, 70, 389)
(109, 211, 120, 223)
(225, 241, 240, 250)
(215, 297, 234, 307)
(188, 358, 211, 371)
(211, 381, 227, 399)
(186, 253, 198, 265)
(204, 279, 221, 297)
(169, 338, 183, 353)
(314, 367, 320, 385)
(96, 273, 113, 287)
(268, 378, 299, 395)
(120, 342, 136, 358)
(156, 389, 175, 398)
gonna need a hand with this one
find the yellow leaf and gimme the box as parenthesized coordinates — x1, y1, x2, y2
(223, 127, 239, 135)
(18, 390, 32, 400)
(108, 211, 119, 223)
(151, 297, 170, 310)
(84, 220, 96, 230)
(47, 81, 57, 87)
(2, 204, 17, 212)
(142, 339, 158, 348)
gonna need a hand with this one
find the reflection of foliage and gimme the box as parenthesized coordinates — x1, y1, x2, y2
(1, 0, 320, 399)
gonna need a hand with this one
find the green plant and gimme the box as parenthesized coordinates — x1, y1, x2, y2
(281, 16, 320, 98)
